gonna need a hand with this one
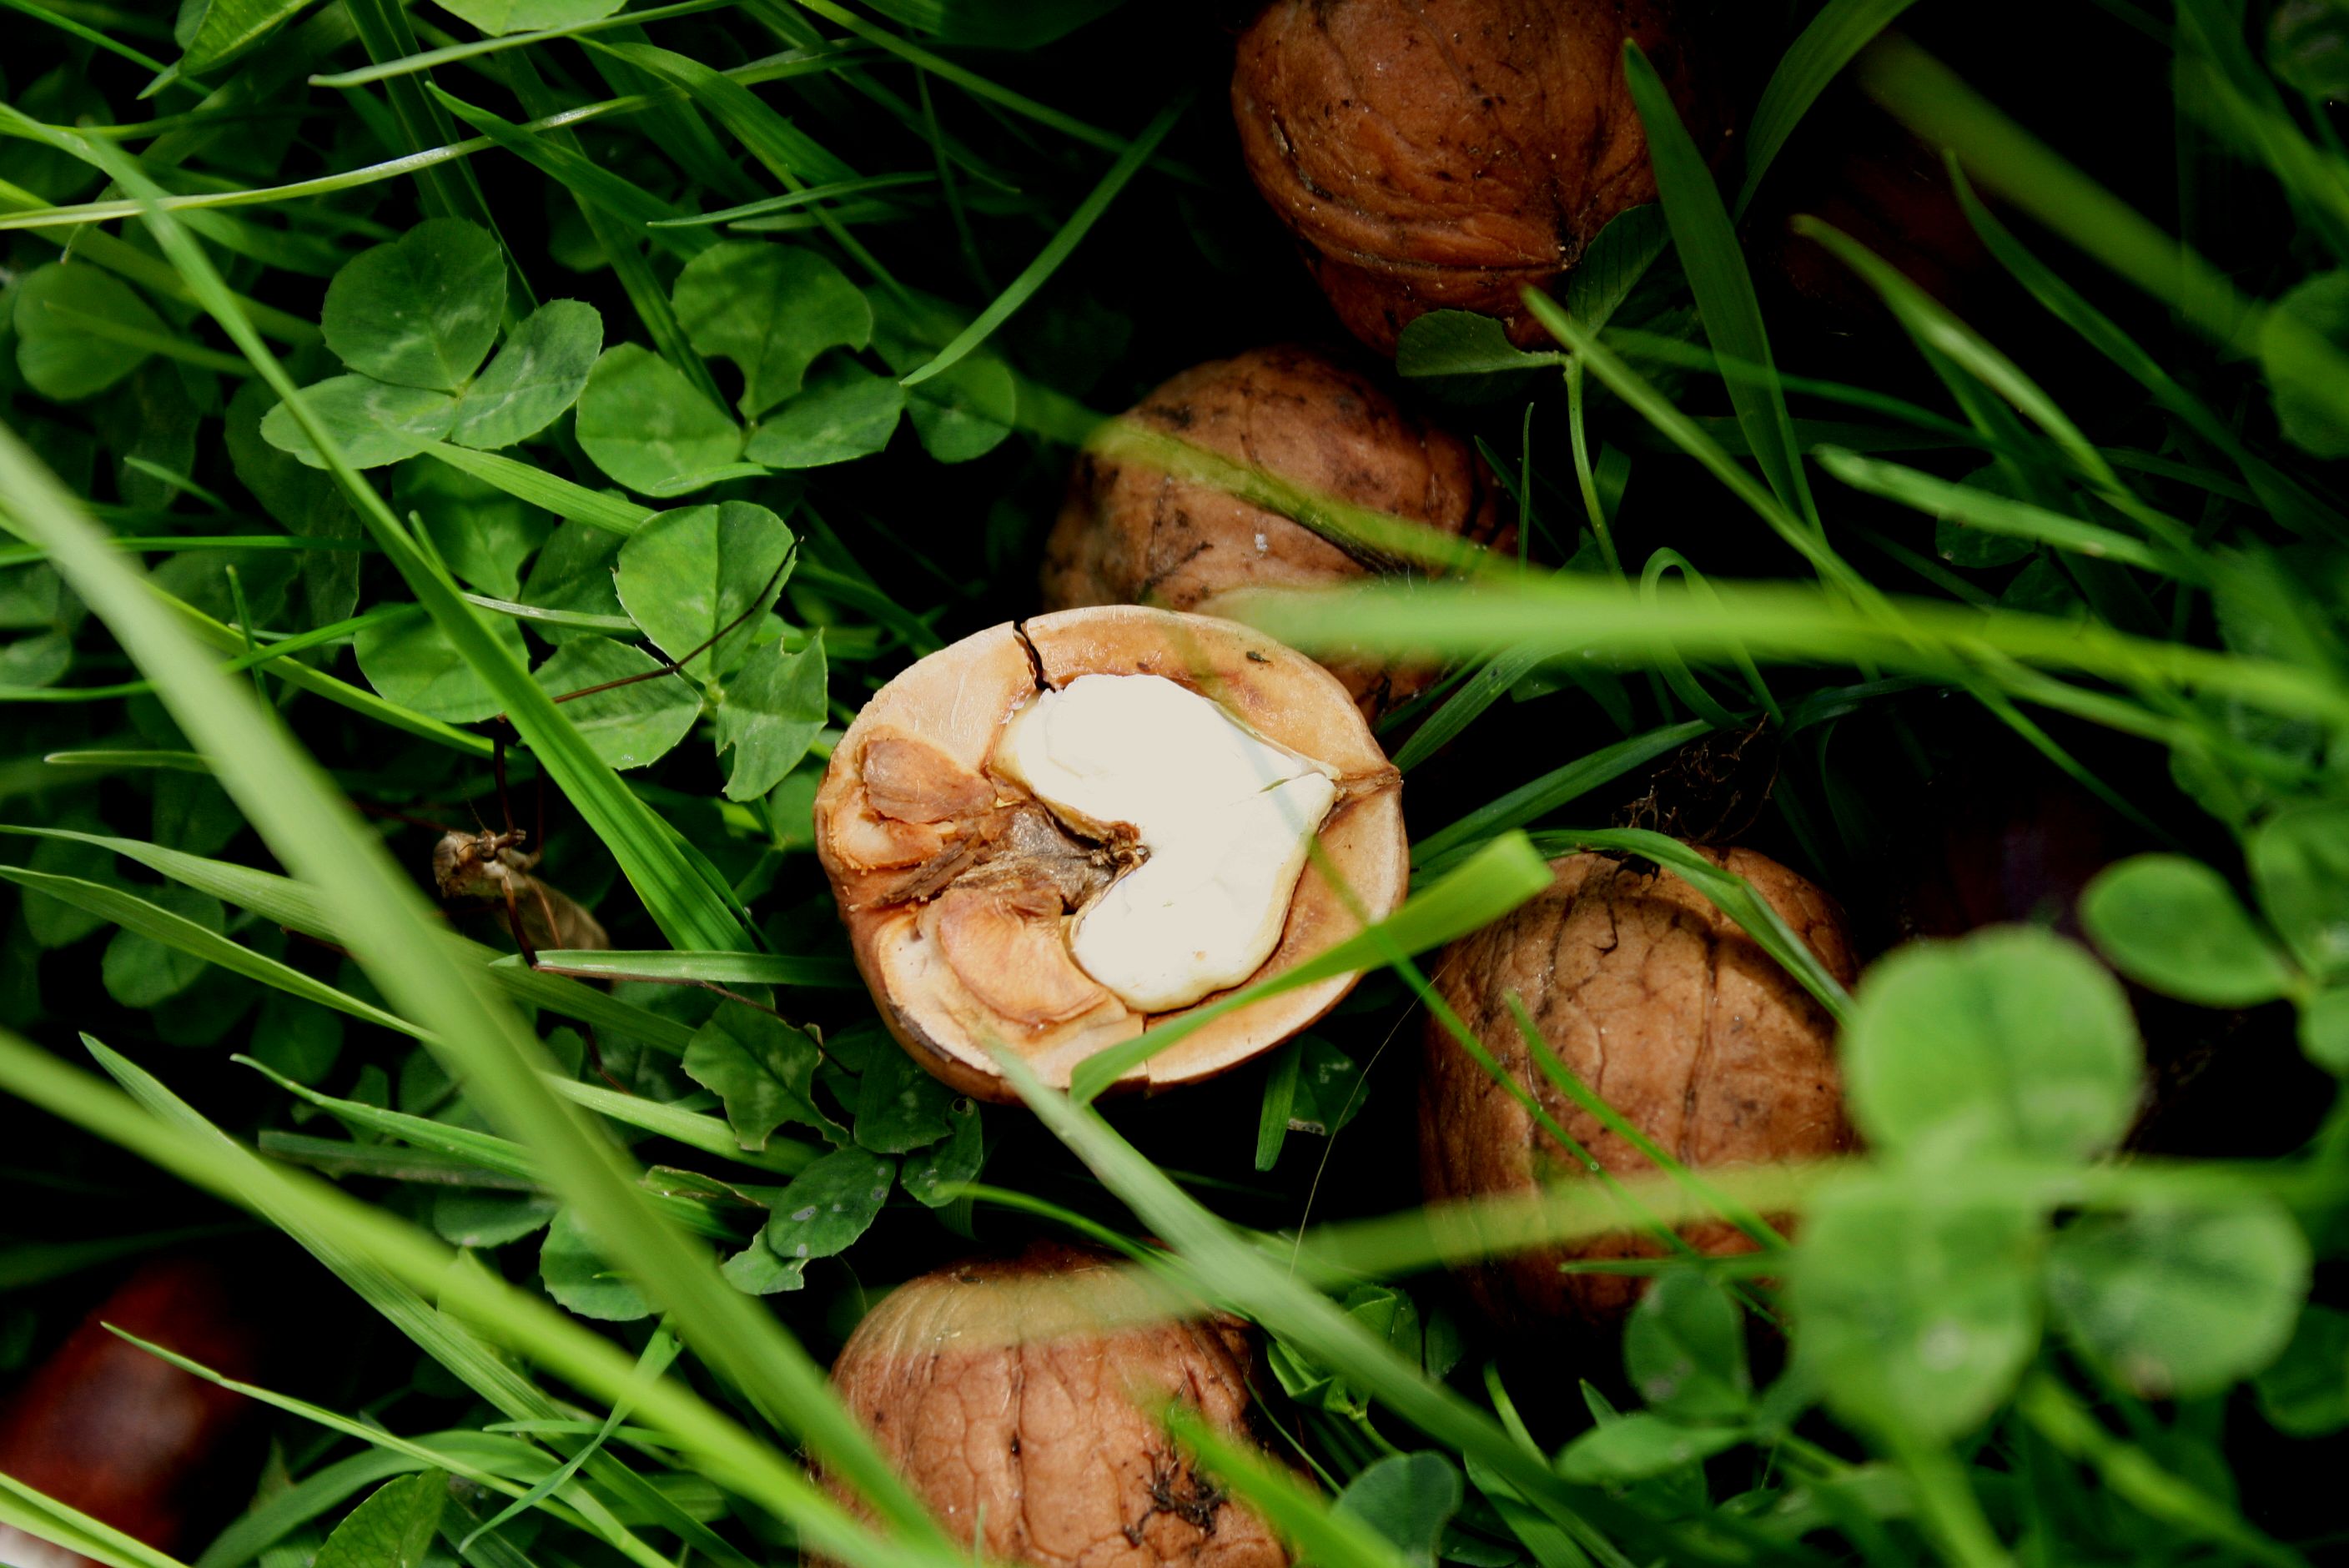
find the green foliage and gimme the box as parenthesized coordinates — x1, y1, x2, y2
(4, 8, 2349, 1568)
(314, 1471, 446, 1568)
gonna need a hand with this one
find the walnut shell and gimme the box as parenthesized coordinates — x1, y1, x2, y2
(0, 1259, 267, 1568)
(1039, 345, 1511, 719)
(821, 1244, 1290, 1568)
(1417, 847, 1857, 1329)
(1232, 0, 1723, 354)
(814, 606, 1406, 1103)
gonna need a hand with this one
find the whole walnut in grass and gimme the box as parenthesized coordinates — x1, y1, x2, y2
(1232, 0, 1723, 354)
(1419, 847, 1857, 1329)
(1039, 345, 1511, 718)
(821, 1244, 1290, 1568)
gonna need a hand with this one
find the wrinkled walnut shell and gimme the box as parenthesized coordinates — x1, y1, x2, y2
(1233, 0, 1723, 354)
(1418, 847, 1857, 1328)
(815, 606, 1407, 1103)
(821, 1243, 1290, 1567)
(1039, 345, 1511, 720)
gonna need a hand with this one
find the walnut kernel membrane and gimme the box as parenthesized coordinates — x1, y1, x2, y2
(815, 606, 1407, 1103)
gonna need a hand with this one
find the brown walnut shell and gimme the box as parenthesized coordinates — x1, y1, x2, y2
(1232, 0, 1722, 354)
(1039, 345, 1511, 720)
(1417, 847, 1857, 1329)
(820, 1243, 1290, 1568)
(0, 1259, 267, 1568)
(814, 606, 1407, 1103)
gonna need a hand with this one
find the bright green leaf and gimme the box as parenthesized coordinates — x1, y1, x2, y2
(682, 1008, 836, 1150)
(613, 500, 792, 678)
(314, 1471, 445, 1568)
(1790, 1172, 2044, 1440)
(1844, 927, 2142, 1163)
(762, 1145, 894, 1263)
(714, 631, 826, 802)
(436, 0, 626, 35)
(322, 219, 506, 393)
(1624, 1272, 1750, 1425)
(354, 607, 531, 723)
(434, 1189, 557, 1248)
(743, 361, 905, 469)
(12, 263, 165, 401)
(531, 636, 700, 771)
(2046, 1202, 2309, 1400)
(899, 1098, 982, 1208)
(520, 520, 627, 644)
(539, 1207, 652, 1321)
(574, 344, 743, 495)
(2263, 271, 2349, 459)
(674, 243, 871, 419)
(2250, 803, 2349, 980)
(2081, 854, 2296, 1008)
(1557, 1412, 1746, 1485)
(390, 458, 555, 599)
(1332, 1452, 1462, 1568)
(722, 1234, 808, 1295)
(261, 375, 460, 470)
(853, 1043, 956, 1153)
(450, 299, 604, 450)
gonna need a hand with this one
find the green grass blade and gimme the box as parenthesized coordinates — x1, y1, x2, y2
(899, 92, 1186, 387)
(506, 948, 862, 988)
(1624, 41, 1817, 530)
(421, 445, 651, 535)
(1068, 832, 1554, 1103)
(998, 1051, 1817, 1568)
(309, 0, 734, 87)
(1519, 827, 1852, 1021)
(0, 415, 948, 1550)
(1735, 0, 1923, 214)
(1816, 447, 2193, 578)
(0, 866, 427, 1038)
(8, 1036, 949, 1568)
(1389, 645, 1556, 774)
(1410, 718, 1713, 872)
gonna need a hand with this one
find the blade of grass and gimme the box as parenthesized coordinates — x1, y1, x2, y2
(5, 1036, 959, 1568)
(1625, 41, 1818, 530)
(1067, 832, 1555, 1103)
(1735, 0, 1923, 214)
(1410, 718, 1712, 872)
(0, 411, 948, 1547)
(501, 948, 861, 988)
(309, 0, 734, 86)
(898, 92, 1186, 387)
(1391, 641, 1558, 773)
(0, 867, 426, 1038)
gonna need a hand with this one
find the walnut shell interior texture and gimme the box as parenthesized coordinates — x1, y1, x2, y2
(815, 606, 1406, 1103)
(822, 1243, 1290, 1568)
(1232, 0, 1720, 354)
(1039, 344, 1511, 719)
(1417, 847, 1857, 1328)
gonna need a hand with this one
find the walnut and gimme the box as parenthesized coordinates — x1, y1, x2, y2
(819, 1243, 1290, 1567)
(1417, 847, 1857, 1328)
(814, 606, 1406, 1103)
(1039, 345, 1511, 719)
(1232, 0, 1724, 354)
